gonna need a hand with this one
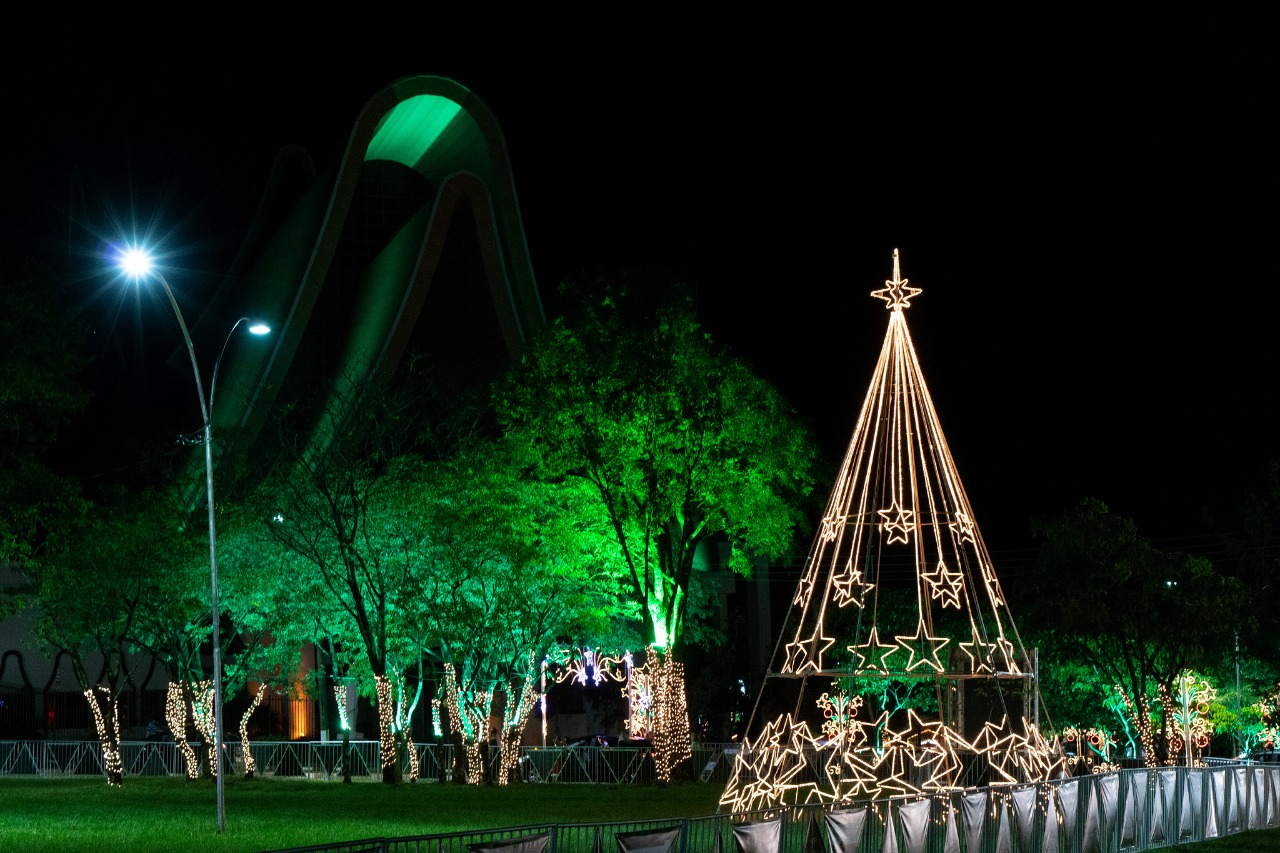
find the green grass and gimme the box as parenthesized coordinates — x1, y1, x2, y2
(0, 776, 726, 853)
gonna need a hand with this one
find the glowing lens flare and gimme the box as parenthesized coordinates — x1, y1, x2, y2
(118, 246, 154, 278)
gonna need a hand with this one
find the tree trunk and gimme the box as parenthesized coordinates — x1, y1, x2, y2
(167, 682, 201, 780)
(84, 687, 123, 787)
(239, 689, 265, 779)
(375, 674, 402, 783)
(643, 648, 691, 783)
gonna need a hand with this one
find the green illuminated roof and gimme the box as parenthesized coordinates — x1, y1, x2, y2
(365, 95, 464, 168)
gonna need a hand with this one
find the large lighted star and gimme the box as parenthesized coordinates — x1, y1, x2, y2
(922, 560, 964, 609)
(784, 627, 836, 674)
(871, 250, 923, 310)
(895, 618, 951, 673)
(850, 626, 900, 673)
(878, 500, 914, 545)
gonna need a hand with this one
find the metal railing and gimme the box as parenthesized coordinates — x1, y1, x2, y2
(3, 742, 1279, 853)
(0, 740, 738, 783)
(263, 766, 1280, 852)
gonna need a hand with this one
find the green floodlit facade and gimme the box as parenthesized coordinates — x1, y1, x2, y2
(191, 74, 544, 472)
(0, 76, 546, 741)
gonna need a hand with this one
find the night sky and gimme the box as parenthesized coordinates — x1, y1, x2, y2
(3, 11, 1276, 573)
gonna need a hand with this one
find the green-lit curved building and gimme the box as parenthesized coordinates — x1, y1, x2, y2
(0, 75, 545, 740)
(196, 73, 544, 467)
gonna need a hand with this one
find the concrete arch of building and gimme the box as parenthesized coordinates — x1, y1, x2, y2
(189, 73, 544, 473)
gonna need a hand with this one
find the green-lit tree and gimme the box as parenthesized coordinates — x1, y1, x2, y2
(1023, 498, 1247, 766)
(402, 439, 628, 785)
(259, 366, 483, 783)
(497, 272, 817, 778)
(23, 488, 185, 786)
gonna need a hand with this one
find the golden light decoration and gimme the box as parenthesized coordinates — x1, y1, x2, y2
(166, 682, 200, 780)
(922, 561, 964, 610)
(629, 649, 691, 782)
(723, 251, 1062, 811)
(84, 687, 123, 787)
(239, 688, 265, 776)
(442, 663, 490, 784)
(877, 500, 914, 545)
(375, 674, 398, 776)
(191, 679, 219, 779)
(870, 249, 923, 309)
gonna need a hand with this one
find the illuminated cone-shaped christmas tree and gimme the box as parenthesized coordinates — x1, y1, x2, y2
(722, 251, 1063, 812)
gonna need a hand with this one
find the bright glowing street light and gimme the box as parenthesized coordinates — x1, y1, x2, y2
(117, 245, 269, 833)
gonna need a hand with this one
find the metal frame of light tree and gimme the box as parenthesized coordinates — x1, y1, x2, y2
(722, 251, 1063, 812)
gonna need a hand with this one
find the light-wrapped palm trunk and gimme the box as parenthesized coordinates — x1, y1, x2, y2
(84, 687, 123, 787)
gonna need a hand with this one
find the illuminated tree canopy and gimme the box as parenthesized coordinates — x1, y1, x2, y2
(1024, 497, 1246, 765)
(497, 272, 817, 656)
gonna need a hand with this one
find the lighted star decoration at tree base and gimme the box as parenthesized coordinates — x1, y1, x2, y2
(722, 251, 1065, 812)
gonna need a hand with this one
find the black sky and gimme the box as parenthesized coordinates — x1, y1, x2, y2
(3, 10, 1277, 565)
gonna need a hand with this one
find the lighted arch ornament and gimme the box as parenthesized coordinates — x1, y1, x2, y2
(722, 251, 1062, 813)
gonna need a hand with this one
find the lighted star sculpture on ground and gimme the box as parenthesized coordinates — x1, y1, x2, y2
(721, 251, 1064, 813)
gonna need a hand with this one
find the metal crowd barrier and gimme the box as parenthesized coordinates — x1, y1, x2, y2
(261, 766, 1280, 852)
(0, 741, 739, 784)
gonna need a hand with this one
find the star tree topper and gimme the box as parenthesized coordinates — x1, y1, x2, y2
(871, 248, 922, 309)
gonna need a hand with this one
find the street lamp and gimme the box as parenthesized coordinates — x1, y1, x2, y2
(118, 246, 269, 832)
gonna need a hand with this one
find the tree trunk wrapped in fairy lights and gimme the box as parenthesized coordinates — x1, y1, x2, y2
(722, 251, 1065, 812)
(190, 679, 220, 779)
(497, 272, 817, 790)
(442, 663, 489, 784)
(238, 688, 265, 778)
(640, 649, 691, 783)
(84, 687, 123, 787)
(166, 681, 201, 780)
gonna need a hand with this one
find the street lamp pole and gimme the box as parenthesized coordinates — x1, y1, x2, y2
(119, 249, 268, 833)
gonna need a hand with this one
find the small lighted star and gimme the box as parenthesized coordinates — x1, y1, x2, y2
(819, 515, 841, 542)
(949, 511, 976, 545)
(878, 500, 913, 545)
(833, 557, 875, 607)
(784, 627, 836, 674)
(981, 561, 1006, 606)
(922, 560, 964, 609)
(792, 565, 818, 606)
(871, 249, 923, 310)
(850, 626, 899, 673)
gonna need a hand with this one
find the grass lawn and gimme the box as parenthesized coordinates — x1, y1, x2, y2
(0, 776, 726, 853)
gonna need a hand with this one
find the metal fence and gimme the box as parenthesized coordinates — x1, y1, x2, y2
(262, 765, 1280, 852)
(270, 765, 1280, 852)
(5, 742, 1279, 853)
(0, 740, 737, 783)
